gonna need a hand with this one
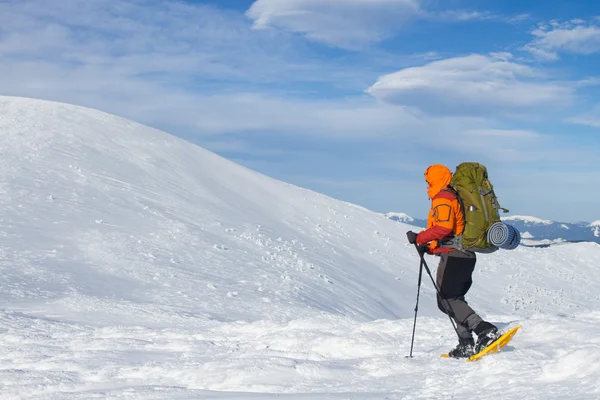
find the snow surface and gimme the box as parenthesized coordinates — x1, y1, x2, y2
(521, 238, 567, 247)
(2, 96, 600, 399)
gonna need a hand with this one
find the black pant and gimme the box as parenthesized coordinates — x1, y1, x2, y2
(436, 250, 483, 339)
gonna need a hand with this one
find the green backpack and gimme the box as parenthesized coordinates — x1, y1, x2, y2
(448, 162, 509, 253)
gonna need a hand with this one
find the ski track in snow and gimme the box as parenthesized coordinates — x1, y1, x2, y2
(1, 96, 600, 399)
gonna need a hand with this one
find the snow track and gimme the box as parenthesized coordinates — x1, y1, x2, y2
(2, 310, 600, 399)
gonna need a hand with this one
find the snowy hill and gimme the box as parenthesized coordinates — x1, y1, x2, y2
(2, 96, 600, 399)
(388, 212, 600, 244)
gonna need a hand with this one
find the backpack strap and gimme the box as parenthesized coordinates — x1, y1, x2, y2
(433, 187, 457, 201)
(435, 186, 466, 251)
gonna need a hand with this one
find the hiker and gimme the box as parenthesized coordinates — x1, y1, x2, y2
(406, 164, 500, 358)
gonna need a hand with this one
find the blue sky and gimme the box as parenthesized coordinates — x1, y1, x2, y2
(1, 0, 599, 223)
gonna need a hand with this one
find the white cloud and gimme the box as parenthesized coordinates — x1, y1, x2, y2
(366, 53, 572, 115)
(463, 129, 541, 139)
(426, 10, 496, 22)
(575, 77, 600, 87)
(424, 10, 530, 24)
(0, 0, 350, 88)
(0, 0, 393, 139)
(567, 105, 600, 128)
(201, 139, 291, 157)
(246, 0, 420, 49)
(184, 94, 427, 139)
(0, 0, 591, 169)
(568, 116, 600, 128)
(246, 0, 524, 49)
(525, 19, 600, 60)
(0, 0, 502, 145)
(508, 14, 532, 23)
(449, 129, 544, 162)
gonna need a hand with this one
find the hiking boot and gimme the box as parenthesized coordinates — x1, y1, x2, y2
(474, 323, 501, 354)
(448, 337, 475, 358)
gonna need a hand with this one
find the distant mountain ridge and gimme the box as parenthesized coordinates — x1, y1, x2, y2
(386, 213, 600, 244)
(500, 215, 600, 244)
(385, 212, 427, 229)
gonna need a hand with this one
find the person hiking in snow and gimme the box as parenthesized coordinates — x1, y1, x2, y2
(406, 164, 500, 358)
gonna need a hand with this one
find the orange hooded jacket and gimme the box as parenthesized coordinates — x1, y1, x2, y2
(415, 164, 465, 254)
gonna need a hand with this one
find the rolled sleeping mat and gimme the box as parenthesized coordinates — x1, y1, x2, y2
(504, 226, 521, 250)
(487, 221, 511, 247)
(487, 222, 521, 250)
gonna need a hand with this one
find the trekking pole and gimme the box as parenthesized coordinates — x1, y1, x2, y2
(406, 251, 424, 358)
(412, 244, 462, 342)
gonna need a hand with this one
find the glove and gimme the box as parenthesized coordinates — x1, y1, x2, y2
(406, 231, 418, 244)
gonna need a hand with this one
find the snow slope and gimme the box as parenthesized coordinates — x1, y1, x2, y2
(2, 96, 600, 399)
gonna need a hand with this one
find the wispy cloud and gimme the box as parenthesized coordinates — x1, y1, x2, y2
(0, 1, 588, 146)
(366, 53, 572, 116)
(507, 14, 532, 23)
(424, 10, 497, 22)
(0, 0, 389, 136)
(422, 10, 530, 23)
(177, 94, 424, 139)
(567, 104, 600, 128)
(463, 128, 541, 139)
(450, 129, 544, 162)
(0, 0, 368, 92)
(246, 0, 518, 50)
(568, 115, 600, 127)
(0, 0, 531, 146)
(201, 138, 292, 158)
(246, 0, 420, 50)
(525, 19, 600, 60)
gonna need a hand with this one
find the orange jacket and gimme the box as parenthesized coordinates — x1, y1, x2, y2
(416, 164, 465, 254)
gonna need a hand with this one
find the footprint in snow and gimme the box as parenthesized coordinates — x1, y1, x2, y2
(214, 244, 228, 250)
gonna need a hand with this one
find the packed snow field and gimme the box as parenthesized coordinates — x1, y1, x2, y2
(1, 96, 600, 399)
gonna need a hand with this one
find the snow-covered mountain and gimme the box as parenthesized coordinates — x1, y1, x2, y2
(500, 215, 600, 244)
(2, 96, 600, 399)
(501, 215, 553, 226)
(387, 212, 600, 244)
(384, 212, 427, 228)
(590, 220, 600, 238)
